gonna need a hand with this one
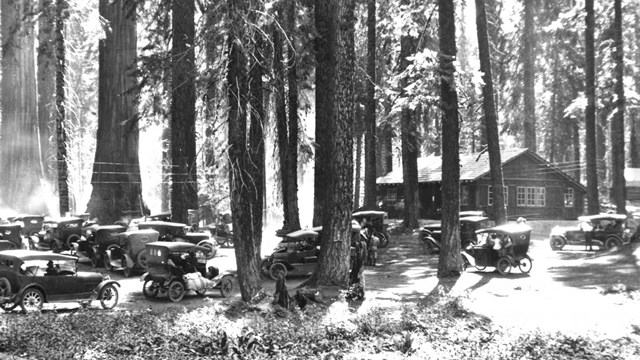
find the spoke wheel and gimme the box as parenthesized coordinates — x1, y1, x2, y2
(0, 278, 14, 312)
(550, 237, 565, 251)
(269, 262, 287, 280)
(260, 259, 272, 278)
(122, 264, 132, 278)
(496, 257, 512, 275)
(518, 257, 533, 274)
(143, 280, 159, 298)
(20, 288, 44, 313)
(0, 301, 17, 312)
(219, 277, 233, 298)
(99, 284, 119, 309)
(136, 251, 149, 269)
(104, 258, 113, 271)
(605, 236, 622, 250)
(168, 280, 185, 302)
(200, 243, 216, 260)
(374, 231, 389, 248)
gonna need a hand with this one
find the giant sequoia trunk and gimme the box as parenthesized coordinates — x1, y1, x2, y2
(585, 0, 599, 214)
(610, 0, 625, 213)
(171, 0, 198, 224)
(313, 0, 336, 227)
(523, 0, 536, 151)
(0, 0, 48, 214)
(308, 0, 355, 288)
(55, 0, 70, 215)
(87, 0, 144, 223)
(438, 0, 462, 277)
(37, 0, 56, 185)
(285, 0, 301, 231)
(476, 0, 506, 225)
(363, 0, 377, 209)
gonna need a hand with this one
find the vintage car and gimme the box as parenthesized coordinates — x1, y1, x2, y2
(73, 224, 127, 267)
(462, 223, 533, 275)
(137, 221, 218, 259)
(207, 222, 234, 247)
(104, 229, 159, 277)
(260, 229, 320, 280)
(30, 217, 85, 253)
(0, 224, 25, 250)
(549, 213, 630, 251)
(141, 242, 233, 302)
(0, 250, 120, 312)
(8, 215, 44, 237)
(418, 215, 492, 255)
(352, 210, 389, 248)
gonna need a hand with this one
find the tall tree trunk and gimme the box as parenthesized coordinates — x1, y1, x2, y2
(572, 121, 581, 182)
(438, 0, 462, 277)
(274, 22, 291, 230)
(523, 0, 536, 151)
(313, 0, 336, 226)
(87, 0, 144, 223)
(227, 0, 262, 301)
(285, 0, 301, 231)
(363, 0, 377, 209)
(307, 0, 355, 288)
(171, 0, 197, 225)
(0, 0, 48, 214)
(476, 0, 506, 225)
(55, 0, 70, 215)
(585, 0, 599, 214)
(611, 0, 625, 213)
(38, 0, 56, 185)
(399, 0, 419, 230)
(631, 12, 640, 169)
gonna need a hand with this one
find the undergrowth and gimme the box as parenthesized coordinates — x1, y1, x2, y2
(1, 290, 639, 360)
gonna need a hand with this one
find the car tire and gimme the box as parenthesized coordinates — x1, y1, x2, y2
(99, 284, 119, 310)
(496, 257, 512, 275)
(269, 262, 287, 280)
(0, 277, 11, 297)
(374, 231, 389, 248)
(219, 276, 233, 298)
(90, 253, 102, 268)
(200, 242, 217, 260)
(422, 238, 437, 255)
(550, 236, 565, 251)
(605, 236, 622, 250)
(122, 265, 132, 278)
(260, 259, 272, 278)
(475, 265, 487, 271)
(66, 234, 81, 248)
(518, 256, 533, 274)
(0, 301, 17, 312)
(136, 250, 149, 269)
(143, 280, 160, 298)
(20, 288, 44, 313)
(168, 280, 185, 302)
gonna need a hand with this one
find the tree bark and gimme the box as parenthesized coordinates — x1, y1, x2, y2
(475, 0, 506, 225)
(585, 0, 599, 214)
(0, 0, 48, 214)
(307, 0, 355, 288)
(87, 0, 144, 223)
(611, 0, 625, 213)
(55, 0, 70, 215)
(38, 0, 56, 185)
(523, 0, 536, 151)
(274, 20, 291, 231)
(313, 0, 336, 226)
(438, 0, 462, 277)
(285, 0, 301, 230)
(363, 0, 377, 209)
(631, 12, 640, 169)
(171, 0, 198, 224)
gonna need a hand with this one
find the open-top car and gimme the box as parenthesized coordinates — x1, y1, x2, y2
(104, 229, 159, 277)
(260, 229, 320, 280)
(0, 250, 120, 312)
(30, 217, 84, 253)
(73, 224, 127, 266)
(0, 224, 25, 251)
(549, 213, 630, 251)
(419, 215, 492, 255)
(462, 223, 533, 275)
(352, 210, 390, 248)
(140, 242, 233, 302)
(137, 221, 218, 259)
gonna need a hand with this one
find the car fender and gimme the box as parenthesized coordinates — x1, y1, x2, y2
(212, 273, 235, 283)
(15, 284, 48, 303)
(123, 254, 134, 268)
(95, 280, 121, 296)
(422, 235, 440, 248)
(140, 272, 150, 282)
(460, 251, 475, 266)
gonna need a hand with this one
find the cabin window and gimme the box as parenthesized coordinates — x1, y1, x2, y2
(386, 188, 397, 202)
(461, 185, 470, 205)
(517, 186, 545, 207)
(564, 188, 574, 207)
(488, 186, 507, 206)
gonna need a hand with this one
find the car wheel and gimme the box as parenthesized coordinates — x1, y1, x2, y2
(66, 234, 81, 248)
(136, 251, 149, 269)
(260, 259, 272, 278)
(269, 262, 287, 280)
(518, 256, 533, 274)
(0, 301, 17, 312)
(50, 241, 60, 253)
(168, 280, 185, 302)
(422, 238, 436, 255)
(143, 280, 160, 298)
(550, 236, 565, 251)
(605, 236, 622, 250)
(122, 265, 132, 278)
(475, 265, 487, 271)
(0, 277, 12, 298)
(214, 235, 228, 247)
(200, 242, 217, 260)
(219, 277, 233, 298)
(496, 257, 512, 275)
(99, 284, 119, 310)
(20, 288, 44, 313)
(90, 253, 102, 268)
(374, 231, 389, 248)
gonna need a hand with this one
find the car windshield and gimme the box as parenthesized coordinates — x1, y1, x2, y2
(21, 259, 76, 276)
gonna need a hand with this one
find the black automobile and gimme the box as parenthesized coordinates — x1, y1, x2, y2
(30, 217, 85, 253)
(418, 215, 492, 255)
(549, 213, 630, 250)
